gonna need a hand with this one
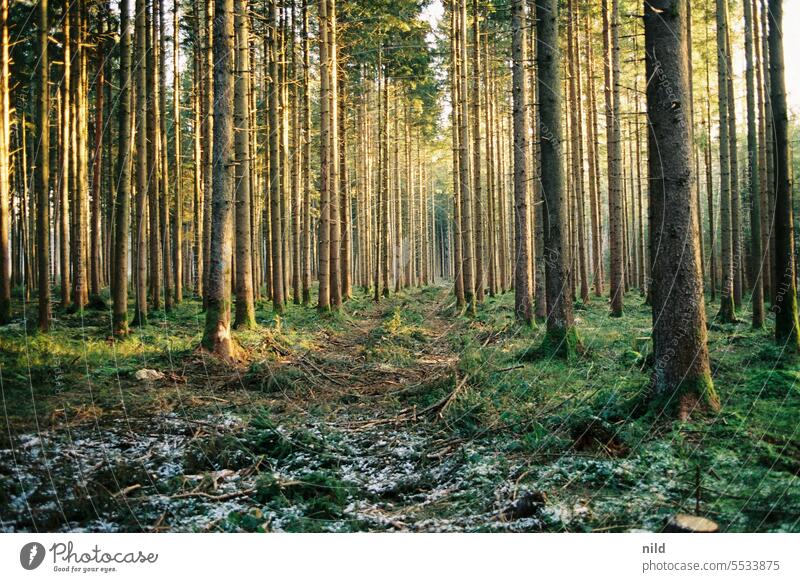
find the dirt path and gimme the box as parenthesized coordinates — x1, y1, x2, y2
(2, 287, 543, 532)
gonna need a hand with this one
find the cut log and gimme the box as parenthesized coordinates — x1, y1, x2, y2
(664, 514, 719, 533)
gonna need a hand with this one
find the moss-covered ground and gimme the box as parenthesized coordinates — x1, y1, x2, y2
(0, 286, 797, 532)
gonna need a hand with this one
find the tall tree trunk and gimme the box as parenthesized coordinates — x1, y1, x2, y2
(716, 0, 736, 322)
(537, 0, 578, 357)
(458, 0, 474, 313)
(133, 0, 148, 325)
(146, 0, 162, 311)
(569, 0, 589, 304)
(36, 0, 51, 331)
(328, 0, 341, 309)
(585, 11, 603, 299)
(192, 0, 204, 298)
(605, 0, 624, 317)
(644, 0, 718, 419)
(768, 0, 800, 349)
(340, 85, 351, 300)
(59, 5, 71, 310)
(760, 0, 774, 304)
(449, 2, 465, 309)
(90, 15, 104, 302)
(725, 20, 743, 308)
(202, 0, 237, 359)
(234, 0, 255, 329)
(301, 0, 311, 305)
(173, 0, 183, 303)
(317, 0, 330, 310)
(745, 0, 764, 328)
(0, 0, 10, 322)
(512, 0, 532, 324)
(202, 0, 214, 305)
(754, 0, 770, 306)
(113, 0, 133, 335)
(158, 0, 172, 312)
(471, 0, 484, 303)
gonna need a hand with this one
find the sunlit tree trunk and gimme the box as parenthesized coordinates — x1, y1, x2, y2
(458, 0, 474, 313)
(645, 0, 718, 420)
(745, 0, 764, 328)
(449, 2, 464, 309)
(133, 0, 148, 325)
(113, 0, 133, 335)
(0, 0, 10, 323)
(202, 0, 237, 359)
(233, 0, 255, 329)
(767, 0, 800, 349)
(317, 0, 330, 310)
(173, 0, 183, 303)
(604, 0, 624, 317)
(471, 0, 484, 303)
(90, 14, 104, 303)
(512, 0, 532, 324)
(146, 0, 162, 311)
(36, 0, 51, 331)
(301, 0, 312, 305)
(716, 0, 736, 323)
(537, 0, 578, 357)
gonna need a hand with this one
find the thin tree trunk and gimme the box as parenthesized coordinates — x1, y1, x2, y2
(512, 0, 532, 324)
(173, 0, 183, 303)
(317, 0, 330, 310)
(716, 0, 736, 322)
(604, 0, 624, 317)
(113, 0, 133, 335)
(745, 0, 764, 327)
(234, 0, 255, 329)
(458, 0, 474, 313)
(133, 0, 148, 325)
(90, 16, 104, 302)
(36, 0, 51, 331)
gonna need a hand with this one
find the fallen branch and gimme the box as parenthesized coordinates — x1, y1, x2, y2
(112, 484, 142, 498)
(299, 351, 347, 387)
(169, 488, 256, 502)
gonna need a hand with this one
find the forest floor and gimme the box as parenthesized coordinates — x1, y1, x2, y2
(0, 285, 798, 532)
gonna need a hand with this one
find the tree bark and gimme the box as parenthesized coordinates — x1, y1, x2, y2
(113, 0, 133, 334)
(202, 0, 237, 359)
(768, 0, 800, 349)
(512, 0, 532, 324)
(745, 0, 764, 328)
(234, 0, 255, 329)
(644, 0, 718, 420)
(716, 0, 736, 322)
(605, 0, 624, 317)
(536, 0, 578, 357)
(36, 0, 51, 331)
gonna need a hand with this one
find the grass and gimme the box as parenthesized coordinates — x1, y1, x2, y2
(0, 287, 797, 532)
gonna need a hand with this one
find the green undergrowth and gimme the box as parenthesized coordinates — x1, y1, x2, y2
(0, 286, 797, 532)
(428, 292, 799, 531)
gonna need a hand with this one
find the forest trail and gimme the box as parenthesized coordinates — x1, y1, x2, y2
(1, 287, 798, 533)
(0, 288, 548, 532)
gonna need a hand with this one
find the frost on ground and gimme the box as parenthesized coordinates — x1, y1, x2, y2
(0, 408, 704, 533)
(1, 288, 797, 532)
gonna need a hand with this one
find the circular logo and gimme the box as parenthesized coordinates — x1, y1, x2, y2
(20, 542, 46, 570)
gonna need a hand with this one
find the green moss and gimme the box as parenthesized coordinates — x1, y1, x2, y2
(535, 324, 581, 360)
